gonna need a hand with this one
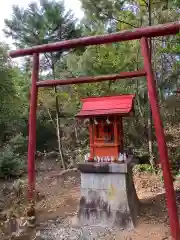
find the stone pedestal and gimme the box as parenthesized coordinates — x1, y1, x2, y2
(77, 162, 139, 230)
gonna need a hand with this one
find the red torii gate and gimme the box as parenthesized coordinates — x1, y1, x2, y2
(10, 22, 180, 239)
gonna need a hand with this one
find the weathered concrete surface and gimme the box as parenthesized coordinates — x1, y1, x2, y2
(78, 163, 139, 230)
(78, 162, 128, 173)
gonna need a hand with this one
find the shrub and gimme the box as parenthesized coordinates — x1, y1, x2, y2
(0, 146, 25, 178)
(8, 133, 28, 155)
(134, 164, 154, 173)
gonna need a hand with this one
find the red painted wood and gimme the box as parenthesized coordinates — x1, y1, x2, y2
(77, 94, 135, 117)
(79, 96, 134, 160)
(36, 70, 146, 87)
(119, 117, 124, 152)
(89, 121, 94, 160)
(114, 117, 119, 147)
(141, 37, 180, 239)
(10, 22, 180, 58)
(28, 54, 39, 201)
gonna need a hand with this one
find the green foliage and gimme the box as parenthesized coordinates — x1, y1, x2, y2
(3, 0, 83, 169)
(0, 43, 20, 145)
(4, 0, 81, 47)
(134, 164, 154, 173)
(0, 134, 27, 178)
(4, 0, 82, 72)
(8, 133, 28, 155)
(0, 146, 25, 178)
(80, 0, 137, 29)
(0, 0, 179, 173)
(176, 172, 180, 178)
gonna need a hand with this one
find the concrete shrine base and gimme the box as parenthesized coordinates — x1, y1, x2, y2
(77, 162, 139, 230)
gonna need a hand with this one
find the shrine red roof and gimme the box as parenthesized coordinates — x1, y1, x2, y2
(77, 94, 135, 117)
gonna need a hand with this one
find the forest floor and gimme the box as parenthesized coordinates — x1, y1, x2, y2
(34, 168, 180, 240)
(0, 159, 180, 239)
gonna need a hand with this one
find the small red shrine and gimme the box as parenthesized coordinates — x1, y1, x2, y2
(77, 94, 135, 162)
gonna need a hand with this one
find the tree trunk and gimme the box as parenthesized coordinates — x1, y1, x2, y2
(55, 86, 66, 169)
(147, 0, 155, 167)
(70, 123, 79, 168)
(52, 60, 66, 169)
(147, 110, 154, 165)
(44, 54, 66, 169)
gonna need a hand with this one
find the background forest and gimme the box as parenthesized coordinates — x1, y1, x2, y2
(0, 0, 179, 177)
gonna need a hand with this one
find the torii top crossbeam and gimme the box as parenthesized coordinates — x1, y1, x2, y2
(10, 22, 180, 58)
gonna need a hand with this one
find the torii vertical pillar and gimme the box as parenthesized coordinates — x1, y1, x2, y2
(141, 37, 180, 239)
(28, 53, 39, 201)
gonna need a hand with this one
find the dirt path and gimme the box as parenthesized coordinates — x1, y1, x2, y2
(32, 170, 180, 239)
(36, 170, 80, 223)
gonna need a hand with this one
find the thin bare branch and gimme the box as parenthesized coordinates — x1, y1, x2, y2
(141, 0, 148, 6)
(89, 0, 137, 28)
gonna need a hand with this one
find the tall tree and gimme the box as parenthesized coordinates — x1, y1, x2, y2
(79, 0, 180, 161)
(4, 0, 82, 169)
(0, 43, 20, 145)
